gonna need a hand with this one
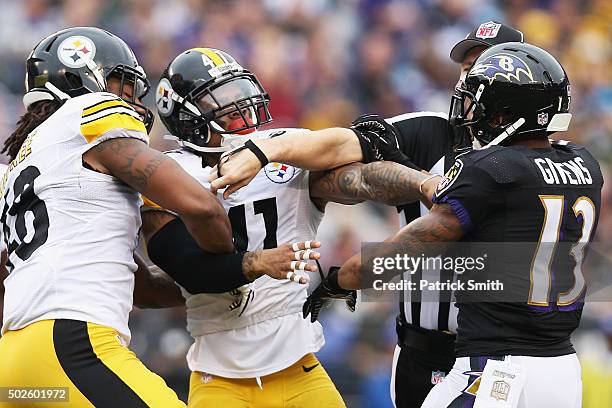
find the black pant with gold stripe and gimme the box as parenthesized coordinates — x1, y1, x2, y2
(0, 320, 185, 408)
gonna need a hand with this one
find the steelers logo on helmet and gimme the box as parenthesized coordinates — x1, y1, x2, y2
(57, 35, 97, 68)
(264, 162, 296, 184)
(156, 78, 175, 117)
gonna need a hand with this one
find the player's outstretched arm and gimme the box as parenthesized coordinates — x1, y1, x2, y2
(83, 137, 233, 253)
(309, 161, 441, 208)
(132, 253, 184, 309)
(338, 203, 463, 289)
(258, 128, 364, 171)
(210, 117, 420, 199)
(209, 128, 363, 198)
(143, 210, 320, 293)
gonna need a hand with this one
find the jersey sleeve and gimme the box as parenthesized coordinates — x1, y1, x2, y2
(140, 150, 188, 215)
(432, 156, 501, 233)
(0, 224, 5, 253)
(386, 113, 453, 171)
(79, 94, 148, 146)
(141, 195, 163, 211)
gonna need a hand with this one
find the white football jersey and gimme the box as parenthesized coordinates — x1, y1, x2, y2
(162, 128, 325, 378)
(1, 92, 149, 343)
(0, 164, 6, 253)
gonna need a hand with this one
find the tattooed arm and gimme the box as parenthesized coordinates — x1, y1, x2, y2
(338, 203, 463, 289)
(83, 137, 233, 253)
(309, 161, 441, 209)
(141, 209, 318, 293)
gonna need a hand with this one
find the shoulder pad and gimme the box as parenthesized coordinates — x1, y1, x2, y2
(550, 139, 587, 152)
(385, 111, 448, 124)
(254, 127, 308, 140)
(460, 145, 528, 184)
(460, 145, 506, 163)
(551, 141, 603, 186)
(550, 140, 598, 163)
(71, 92, 121, 107)
(78, 93, 146, 143)
(164, 148, 208, 172)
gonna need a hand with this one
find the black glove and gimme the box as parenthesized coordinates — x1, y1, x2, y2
(351, 114, 421, 170)
(303, 265, 357, 323)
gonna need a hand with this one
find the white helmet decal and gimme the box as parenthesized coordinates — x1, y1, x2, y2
(57, 35, 97, 68)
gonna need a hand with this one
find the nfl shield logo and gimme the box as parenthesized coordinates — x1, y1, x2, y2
(537, 112, 549, 125)
(431, 370, 446, 385)
(476, 21, 502, 39)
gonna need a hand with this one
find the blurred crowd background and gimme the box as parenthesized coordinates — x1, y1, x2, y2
(0, 0, 610, 406)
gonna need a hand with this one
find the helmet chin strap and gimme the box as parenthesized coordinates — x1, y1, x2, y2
(163, 135, 231, 153)
(486, 117, 526, 147)
(163, 129, 261, 153)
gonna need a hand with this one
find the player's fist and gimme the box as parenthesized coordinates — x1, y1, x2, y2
(351, 114, 421, 170)
(303, 266, 357, 323)
(243, 241, 321, 284)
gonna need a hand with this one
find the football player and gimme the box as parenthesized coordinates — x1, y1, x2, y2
(0, 27, 238, 408)
(0, 181, 6, 326)
(143, 47, 430, 408)
(338, 42, 601, 408)
(211, 21, 525, 407)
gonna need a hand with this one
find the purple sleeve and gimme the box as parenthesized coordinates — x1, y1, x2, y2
(432, 195, 474, 233)
(432, 158, 500, 232)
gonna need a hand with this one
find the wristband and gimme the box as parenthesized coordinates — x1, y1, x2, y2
(244, 139, 269, 168)
(419, 174, 441, 195)
(325, 267, 343, 292)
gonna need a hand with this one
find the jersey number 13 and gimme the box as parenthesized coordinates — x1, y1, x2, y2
(529, 195, 595, 307)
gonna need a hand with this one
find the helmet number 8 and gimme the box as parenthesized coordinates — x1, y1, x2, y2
(498, 56, 515, 72)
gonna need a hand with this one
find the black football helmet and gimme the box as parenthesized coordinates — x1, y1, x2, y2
(24, 26, 154, 131)
(156, 48, 271, 152)
(449, 42, 571, 146)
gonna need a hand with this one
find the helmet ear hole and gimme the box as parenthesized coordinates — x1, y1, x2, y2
(65, 72, 82, 89)
(205, 124, 212, 144)
(189, 123, 211, 145)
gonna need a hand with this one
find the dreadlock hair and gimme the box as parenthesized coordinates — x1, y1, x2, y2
(3, 100, 62, 161)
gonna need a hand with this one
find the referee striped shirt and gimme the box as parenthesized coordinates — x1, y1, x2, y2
(386, 111, 471, 333)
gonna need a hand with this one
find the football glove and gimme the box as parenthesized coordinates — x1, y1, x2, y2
(351, 114, 421, 170)
(303, 265, 357, 323)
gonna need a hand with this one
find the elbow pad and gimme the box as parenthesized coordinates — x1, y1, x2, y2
(147, 218, 250, 293)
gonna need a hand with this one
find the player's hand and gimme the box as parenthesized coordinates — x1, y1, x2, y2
(243, 241, 321, 284)
(351, 114, 421, 170)
(208, 143, 264, 199)
(303, 266, 357, 323)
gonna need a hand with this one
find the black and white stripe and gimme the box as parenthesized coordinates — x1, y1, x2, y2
(386, 112, 461, 333)
(81, 105, 142, 125)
